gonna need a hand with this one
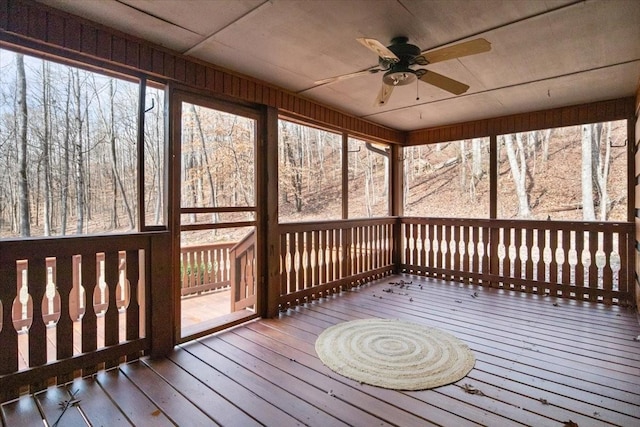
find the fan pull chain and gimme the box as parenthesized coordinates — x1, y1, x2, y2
(416, 79, 420, 101)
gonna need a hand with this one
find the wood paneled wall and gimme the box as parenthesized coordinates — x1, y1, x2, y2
(0, 0, 404, 144)
(407, 97, 636, 145)
(635, 79, 640, 311)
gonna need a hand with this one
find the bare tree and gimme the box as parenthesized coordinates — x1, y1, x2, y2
(72, 68, 86, 233)
(60, 73, 72, 235)
(592, 122, 611, 220)
(105, 80, 135, 229)
(581, 124, 596, 220)
(503, 133, 531, 218)
(40, 61, 52, 235)
(190, 104, 220, 223)
(16, 53, 30, 236)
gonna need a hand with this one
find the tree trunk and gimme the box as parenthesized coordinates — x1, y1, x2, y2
(581, 124, 595, 220)
(190, 104, 220, 222)
(108, 80, 135, 229)
(73, 69, 86, 233)
(471, 138, 483, 179)
(41, 61, 52, 236)
(459, 140, 467, 193)
(16, 54, 30, 237)
(503, 134, 530, 218)
(61, 74, 71, 235)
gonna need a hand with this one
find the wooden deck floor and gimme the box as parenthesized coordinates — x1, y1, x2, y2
(3, 274, 640, 426)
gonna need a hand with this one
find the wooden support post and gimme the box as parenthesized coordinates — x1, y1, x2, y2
(0, 257, 19, 402)
(265, 106, 281, 317)
(150, 232, 173, 357)
(391, 144, 403, 272)
(489, 134, 499, 287)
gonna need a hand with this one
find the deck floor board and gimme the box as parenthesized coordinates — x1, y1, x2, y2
(2, 274, 640, 426)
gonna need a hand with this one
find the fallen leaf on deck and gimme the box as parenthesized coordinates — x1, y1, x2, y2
(151, 409, 162, 417)
(463, 383, 485, 396)
(539, 398, 548, 405)
(563, 421, 578, 427)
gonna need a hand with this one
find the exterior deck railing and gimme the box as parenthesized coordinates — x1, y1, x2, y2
(180, 243, 234, 296)
(400, 217, 635, 305)
(230, 232, 257, 311)
(278, 218, 396, 309)
(9, 243, 235, 333)
(0, 232, 170, 402)
(1, 216, 635, 403)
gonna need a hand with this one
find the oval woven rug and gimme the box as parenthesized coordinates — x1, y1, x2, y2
(315, 318, 475, 390)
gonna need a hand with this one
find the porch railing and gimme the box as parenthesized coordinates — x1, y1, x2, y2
(9, 243, 234, 334)
(400, 217, 635, 305)
(229, 231, 257, 312)
(278, 218, 396, 309)
(180, 243, 234, 296)
(1, 216, 634, 403)
(0, 232, 169, 402)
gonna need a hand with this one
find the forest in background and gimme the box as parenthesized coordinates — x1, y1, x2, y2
(0, 50, 166, 238)
(0, 48, 629, 242)
(403, 120, 627, 221)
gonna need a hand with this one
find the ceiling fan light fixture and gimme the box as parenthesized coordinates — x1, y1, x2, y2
(383, 69, 417, 86)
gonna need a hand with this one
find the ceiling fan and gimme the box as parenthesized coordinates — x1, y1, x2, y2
(315, 36, 491, 106)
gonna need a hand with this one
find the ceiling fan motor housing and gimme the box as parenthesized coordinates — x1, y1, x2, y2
(381, 37, 421, 86)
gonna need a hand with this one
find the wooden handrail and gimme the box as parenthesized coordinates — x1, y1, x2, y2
(180, 242, 235, 296)
(0, 232, 167, 402)
(230, 231, 257, 312)
(8, 241, 239, 333)
(1, 216, 634, 404)
(399, 217, 635, 305)
(278, 218, 396, 310)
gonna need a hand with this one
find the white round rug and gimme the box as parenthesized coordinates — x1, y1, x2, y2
(315, 318, 475, 390)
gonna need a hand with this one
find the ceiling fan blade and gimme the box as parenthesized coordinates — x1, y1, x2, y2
(419, 70, 469, 95)
(420, 38, 491, 64)
(357, 38, 399, 62)
(314, 68, 381, 85)
(375, 83, 395, 106)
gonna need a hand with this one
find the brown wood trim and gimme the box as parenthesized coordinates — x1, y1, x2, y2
(279, 217, 397, 233)
(0, 0, 404, 144)
(489, 134, 497, 219)
(342, 133, 349, 219)
(629, 117, 636, 222)
(180, 206, 256, 214)
(407, 97, 636, 145)
(0, 232, 162, 261)
(265, 106, 280, 318)
(635, 77, 640, 116)
(279, 111, 401, 146)
(401, 216, 633, 233)
(179, 221, 256, 232)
